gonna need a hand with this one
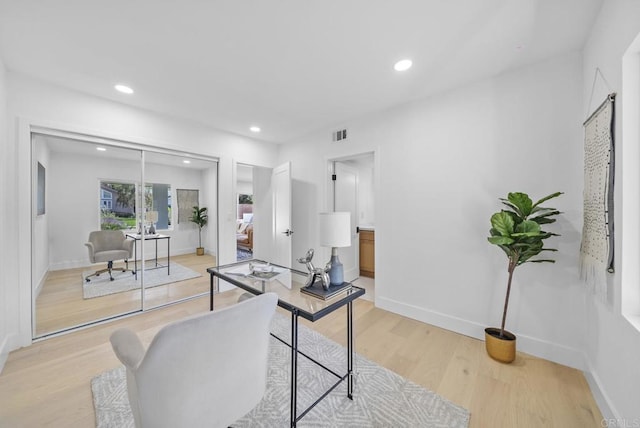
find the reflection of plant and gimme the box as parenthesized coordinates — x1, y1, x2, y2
(190, 206, 208, 248)
(100, 210, 125, 230)
(487, 192, 562, 338)
(238, 194, 253, 204)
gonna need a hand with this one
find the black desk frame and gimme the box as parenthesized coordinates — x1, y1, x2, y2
(126, 234, 170, 279)
(207, 261, 364, 427)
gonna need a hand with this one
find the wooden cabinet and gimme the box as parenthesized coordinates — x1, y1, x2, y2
(359, 229, 375, 278)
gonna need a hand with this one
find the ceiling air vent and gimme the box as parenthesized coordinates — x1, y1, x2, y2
(332, 129, 348, 142)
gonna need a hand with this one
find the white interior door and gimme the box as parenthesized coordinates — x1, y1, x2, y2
(272, 162, 292, 267)
(334, 162, 359, 282)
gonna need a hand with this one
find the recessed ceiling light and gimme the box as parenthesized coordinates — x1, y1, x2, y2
(394, 59, 413, 72)
(183, 160, 191, 164)
(250, 126, 261, 133)
(114, 84, 134, 94)
(96, 147, 107, 152)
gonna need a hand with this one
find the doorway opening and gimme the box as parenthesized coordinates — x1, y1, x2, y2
(328, 152, 376, 302)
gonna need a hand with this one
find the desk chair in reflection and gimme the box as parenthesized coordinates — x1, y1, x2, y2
(85, 230, 134, 282)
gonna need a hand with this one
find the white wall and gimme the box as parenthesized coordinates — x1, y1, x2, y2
(2, 73, 280, 356)
(45, 150, 212, 269)
(582, 0, 640, 422)
(280, 52, 587, 369)
(0, 56, 9, 371)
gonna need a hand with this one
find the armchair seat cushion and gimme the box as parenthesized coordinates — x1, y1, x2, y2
(93, 249, 131, 263)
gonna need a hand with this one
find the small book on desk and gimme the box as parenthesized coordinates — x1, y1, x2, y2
(301, 280, 352, 300)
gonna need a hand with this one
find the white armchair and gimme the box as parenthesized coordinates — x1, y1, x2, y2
(85, 230, 134, 281)
(110, 292, 278, 428)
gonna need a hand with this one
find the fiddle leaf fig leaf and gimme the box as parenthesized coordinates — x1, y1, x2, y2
(507, 192, 533, 217)
(532, 191, 563, 209)
(490, 212, 515, 236)
(513, 220, 541, 236)
(488, 236, 514, 245)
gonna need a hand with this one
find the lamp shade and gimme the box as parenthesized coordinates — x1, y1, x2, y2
(319, 212, 351, 248)
(145, 211, 158, 223)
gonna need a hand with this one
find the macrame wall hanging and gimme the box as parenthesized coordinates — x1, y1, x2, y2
(579, 91, 616, 300)
(177, 189, 199, 224)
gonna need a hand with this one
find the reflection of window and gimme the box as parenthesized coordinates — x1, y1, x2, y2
(99, 181, 172, 230)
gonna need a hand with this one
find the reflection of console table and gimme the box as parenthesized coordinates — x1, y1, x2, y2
(125, 234, 170, 278)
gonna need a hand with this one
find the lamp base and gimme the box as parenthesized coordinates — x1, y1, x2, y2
(327, 253, 344, 286)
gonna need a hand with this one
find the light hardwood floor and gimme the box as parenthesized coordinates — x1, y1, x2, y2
(4, 256, 603, 427)
(35, 254, 216, 336)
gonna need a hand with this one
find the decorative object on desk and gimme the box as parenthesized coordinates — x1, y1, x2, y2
(250, 261, 273, 274)
(297, 248, 330, 289)
(145, 210, 158, 234)
(82, 262, 201, 299)
(92, 313, 470, 428)
(189, 205, 208, 256)
(300, 279, 352, 300)
(319, 211, 351, 286)
(486, 191, 562, 363)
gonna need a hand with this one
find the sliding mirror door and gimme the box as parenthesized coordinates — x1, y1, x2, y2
(142, 152, 218, 309)
(32, 135, 143, 338)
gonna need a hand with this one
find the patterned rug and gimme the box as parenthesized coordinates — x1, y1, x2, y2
(82, 262, 201, 299)
(237, 248, 253, 261)
(91, 313, 470, 427)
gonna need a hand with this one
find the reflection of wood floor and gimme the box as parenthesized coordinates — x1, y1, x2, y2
(4, 292, 602, 427)
(35, 253, 216, 336)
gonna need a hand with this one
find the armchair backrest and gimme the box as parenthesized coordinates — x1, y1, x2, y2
(87, 230, 126, 253)
(126, 292, 278, 428)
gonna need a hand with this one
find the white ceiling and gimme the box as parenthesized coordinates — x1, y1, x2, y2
(0, 1, 603, 144)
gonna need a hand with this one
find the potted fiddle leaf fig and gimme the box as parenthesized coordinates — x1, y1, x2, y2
(190, 206, 208, 256)
(486, 191, 562, 363)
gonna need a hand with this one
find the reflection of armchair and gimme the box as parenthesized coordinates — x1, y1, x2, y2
(110, 292, 278, 428)
(84, 230, 134, 282)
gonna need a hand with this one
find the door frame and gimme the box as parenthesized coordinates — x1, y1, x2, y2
(324, 150, 377, 281)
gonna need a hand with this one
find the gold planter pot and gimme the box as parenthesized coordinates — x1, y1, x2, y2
(484, 327, 516, 363)
(196, 247, 205, 256)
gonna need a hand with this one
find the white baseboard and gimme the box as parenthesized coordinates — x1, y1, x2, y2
(376, 296, 585, 370)
(48, 247, 208, 271)
(584, 360, 618, 421)
(0, 333, 13, 374)
(35, 269, 49, 299)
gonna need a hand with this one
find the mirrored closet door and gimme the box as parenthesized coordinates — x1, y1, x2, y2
(142, 151, 218, 310)
(32, 135, 144, 337)
(32, 134, 218, 338)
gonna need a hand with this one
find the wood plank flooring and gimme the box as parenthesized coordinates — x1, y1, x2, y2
(4, 254, 603, 427)
(35, 254, 216, 336)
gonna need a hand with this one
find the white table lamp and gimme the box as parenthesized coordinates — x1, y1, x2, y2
(319, 212, 351, 286)
(145, 211, 158, 234)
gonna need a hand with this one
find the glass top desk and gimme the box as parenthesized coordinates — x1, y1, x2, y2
(207, 260, 365, 427)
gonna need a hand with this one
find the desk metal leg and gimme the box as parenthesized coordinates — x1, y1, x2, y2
(291, 310, 299, 427)
(209, 275, 215, 311)
(133, 239, 138, 279)
(347, 301, 354, 399)
(167, 238, 170, 275)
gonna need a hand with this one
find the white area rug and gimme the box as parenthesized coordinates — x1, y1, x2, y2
(91, 313, 470, 427)
(82, 262, 201, 299)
